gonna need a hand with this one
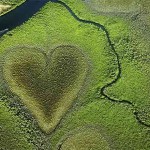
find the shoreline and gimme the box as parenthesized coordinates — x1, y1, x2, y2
(0, 0, 26, 16)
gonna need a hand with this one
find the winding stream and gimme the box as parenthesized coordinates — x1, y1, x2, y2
(54, 1, 150, 129)
(0, 0, 149, 134)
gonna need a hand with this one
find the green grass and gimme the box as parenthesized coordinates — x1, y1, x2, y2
(96, 0, 150, 125)
(50, 99, 150, 150)
(105, 29, 150, 125)
(84, 0, 140, 13)
(0, 101, 35, 150)
(57, 126, 111, 150)
(61, 0, 150, 133)
(0, 0, 149, 149)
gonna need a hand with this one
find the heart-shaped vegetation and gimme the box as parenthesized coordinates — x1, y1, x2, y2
(3, 45, 88, 133)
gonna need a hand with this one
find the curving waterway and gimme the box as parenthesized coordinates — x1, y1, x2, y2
(0, 0, 149, 132)
(0, 0, 49, 36)
(53, 1, 150, 130)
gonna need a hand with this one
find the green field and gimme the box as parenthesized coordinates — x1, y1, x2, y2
(79, 0, 150, 126)
(0, 0, 150, 149)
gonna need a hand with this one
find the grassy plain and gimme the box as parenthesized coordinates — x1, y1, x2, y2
(0, 0, 149, 149)
(50, 99, 150, 150)
(60, 0, 150, 127)
(78, 0, 150, 125)
(84, 0, 140, 13)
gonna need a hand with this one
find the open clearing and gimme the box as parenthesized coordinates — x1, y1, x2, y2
(57, 126, 111, 150)
(84, 0, 140, 13)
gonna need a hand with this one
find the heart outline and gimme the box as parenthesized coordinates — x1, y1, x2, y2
(3, 45, 88, 133)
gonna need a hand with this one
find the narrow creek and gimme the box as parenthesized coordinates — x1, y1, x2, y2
(0, 0, 149, 134)
(53, 0, 150, 131)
